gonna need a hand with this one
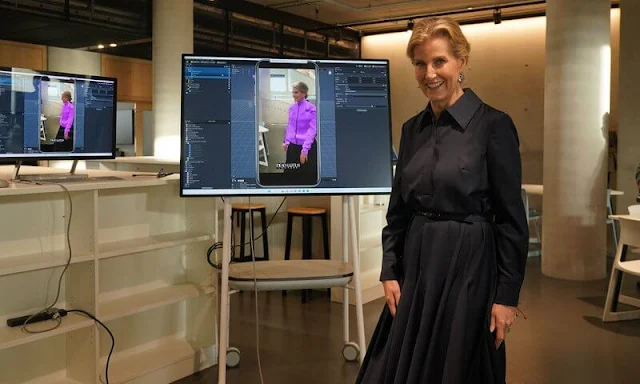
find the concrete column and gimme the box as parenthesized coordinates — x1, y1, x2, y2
(152, 0, 193, 159)
(616, 1, 640, 214)
(542, 0, 610, 280)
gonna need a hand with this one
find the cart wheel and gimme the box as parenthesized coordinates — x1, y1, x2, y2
(226, 347, 241, 368)
(342, 342, 360, 362)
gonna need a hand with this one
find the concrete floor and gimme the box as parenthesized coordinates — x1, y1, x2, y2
(175, 258, 640, 384)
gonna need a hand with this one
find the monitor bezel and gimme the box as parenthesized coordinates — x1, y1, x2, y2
(179, 53, 394, 197)
(0, 66, 118, 161)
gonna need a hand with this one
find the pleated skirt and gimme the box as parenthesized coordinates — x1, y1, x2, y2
(356, 215, 506, 384)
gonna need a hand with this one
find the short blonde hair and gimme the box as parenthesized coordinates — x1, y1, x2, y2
(406, 17, 470, 61)
(292, 81, 309, 96)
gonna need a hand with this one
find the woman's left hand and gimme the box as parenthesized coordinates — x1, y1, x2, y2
(490, 303, 517, 349)
(300, 153, 308, 164)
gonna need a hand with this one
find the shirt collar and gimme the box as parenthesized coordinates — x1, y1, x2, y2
(425, 88, 483, 130)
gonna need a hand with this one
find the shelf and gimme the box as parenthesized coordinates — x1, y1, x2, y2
(0, 250, 93, 277)
(102, 337, 196, 384)
(23, 371, 83, 384)
(360, 235, 381, 253)
(98, 231, 212, 259)
(0, 313, 94, 351)
(99, 284, 215, 322)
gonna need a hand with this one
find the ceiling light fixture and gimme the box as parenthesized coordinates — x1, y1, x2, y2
(493, 8, 502, 24)
(97, 44, 105, 49)
(109, 43, 117, 47)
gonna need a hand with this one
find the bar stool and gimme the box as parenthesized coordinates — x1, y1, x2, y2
(231, 203, 269, 262)
(283, 207, 330, 303)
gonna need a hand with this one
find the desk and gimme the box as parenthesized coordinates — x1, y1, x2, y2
(602, 215, 640, 322)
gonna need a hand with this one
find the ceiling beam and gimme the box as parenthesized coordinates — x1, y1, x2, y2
(197, 0, 360, 42)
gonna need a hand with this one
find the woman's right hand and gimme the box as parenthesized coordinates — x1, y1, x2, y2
(383, 280, 401, 317)
(282, 143, 288, 151)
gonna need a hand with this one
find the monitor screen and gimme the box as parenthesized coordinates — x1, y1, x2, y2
(0, 67, 117, 160)
(180, 55, 393, 196)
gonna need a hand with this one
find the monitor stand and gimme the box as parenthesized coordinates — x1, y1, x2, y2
(12, 160, 89, 182)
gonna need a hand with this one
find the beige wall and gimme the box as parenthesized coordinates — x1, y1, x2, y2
(362, 10, 621, 204)
(48, 46, 101, 76)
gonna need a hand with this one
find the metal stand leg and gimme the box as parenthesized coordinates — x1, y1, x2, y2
(348, 196, 367, 363)
(218, 198, 232, 384)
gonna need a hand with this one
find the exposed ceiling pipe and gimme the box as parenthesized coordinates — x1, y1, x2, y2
(274, 0, 425, 12)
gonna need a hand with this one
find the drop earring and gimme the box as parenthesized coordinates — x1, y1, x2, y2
(458, 73, 464, 83)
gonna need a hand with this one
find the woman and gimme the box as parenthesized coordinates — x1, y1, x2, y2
(282, 81, 318, 184)
(356, 17, 528, 384)
(54, 90, 74, 152)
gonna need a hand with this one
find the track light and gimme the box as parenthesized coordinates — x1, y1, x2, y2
(407, 20, 414, 31)
(493, 8, 502, 24)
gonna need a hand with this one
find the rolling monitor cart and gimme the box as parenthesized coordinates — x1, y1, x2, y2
(180, 54, 394, 383)
(0, 66, 117, 180)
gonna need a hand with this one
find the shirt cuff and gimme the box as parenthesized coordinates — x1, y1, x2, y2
(494, 281, 523, 307)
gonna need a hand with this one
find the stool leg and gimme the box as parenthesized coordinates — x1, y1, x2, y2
(261, 208, 269, 261)
(302, 216, 312, 303)
(321, 213, 331, 297)
(282, 214, 294, 296)
(240, 212, 247, 261)
(249, 210, 256, 261)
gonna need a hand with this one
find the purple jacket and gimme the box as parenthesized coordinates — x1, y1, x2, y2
(60, 101, 75, 136)
(284, 99, 317, 154)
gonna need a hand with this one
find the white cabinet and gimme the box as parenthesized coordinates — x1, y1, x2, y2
(0, 168, 217, 384)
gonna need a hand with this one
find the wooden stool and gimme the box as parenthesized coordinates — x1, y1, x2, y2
(231, 203, 269, 262)
(283, 207, 330, 302)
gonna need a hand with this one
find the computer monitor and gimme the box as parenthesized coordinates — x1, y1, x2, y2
(0, 67, 117, 161)
(180, 55, 393, 196)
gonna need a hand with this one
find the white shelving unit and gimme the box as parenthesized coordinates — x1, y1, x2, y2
(0, 166, 217, 384)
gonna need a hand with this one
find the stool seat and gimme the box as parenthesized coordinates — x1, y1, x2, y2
(232, 203, 266, 211)
(287, 207, 326, 215)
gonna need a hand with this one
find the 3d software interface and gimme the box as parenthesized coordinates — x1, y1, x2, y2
(182, 56, 393, 195)
(0, 68, 115, 158)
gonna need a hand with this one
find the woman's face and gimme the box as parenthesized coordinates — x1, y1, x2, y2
(292, 87, 305, 102)
(412, 37, 466, 109)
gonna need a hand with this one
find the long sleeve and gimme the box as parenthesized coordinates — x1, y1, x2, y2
(487, 113, 529, 307)
(301, 103, 317, 154)
(284, 104, 295, 145)
(380, 120, 414, 281)
(61, 103, 74, 135)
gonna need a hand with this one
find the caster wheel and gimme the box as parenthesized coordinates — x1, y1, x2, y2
(226, 347, 241, 368)
(342, 342, 360, 362)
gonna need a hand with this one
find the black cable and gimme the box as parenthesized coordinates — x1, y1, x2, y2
(248, 196, 265, 383)
(15, 182, 114, 383)
(206, 197, 287, 269)
(67, 309, 114, 384)
(22, 182, 73, 334)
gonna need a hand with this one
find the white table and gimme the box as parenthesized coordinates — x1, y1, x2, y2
(520, 184, 624, 253)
